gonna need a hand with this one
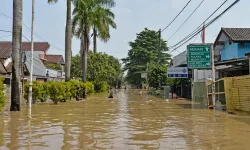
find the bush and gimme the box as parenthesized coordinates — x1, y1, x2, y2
(48, 81, 65, 104)
(0, 78, 6, 112)
(93, 80, 108, 93)
(82, 81, 95, 94)
(24, 81, 43, 103)
(23, 80, 96, 104)
(40, 82, 49, 102)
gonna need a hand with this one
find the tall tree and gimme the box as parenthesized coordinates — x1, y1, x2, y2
(48, 0, 72, 81)
(122, 28, 171, 88)
(11, 0, 23, 111)
(92, 7, 116, 53)
(72, 0, 115, 81)
(71, 52, 122, 84)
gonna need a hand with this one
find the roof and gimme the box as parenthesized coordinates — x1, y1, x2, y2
(0, 41, 50, 58)
(24, 51, 47, 77)
(5, 62, 12, 73)
(0, 59, 7, 74)
(46, 55, 65, 64)
(215, 28, 250, 45)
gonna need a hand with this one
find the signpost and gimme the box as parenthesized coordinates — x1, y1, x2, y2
(187, 44, 215, 108)
(187, 45, 212, 69)
(167, 67, 188, 78)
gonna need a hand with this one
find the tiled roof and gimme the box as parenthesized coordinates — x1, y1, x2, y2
(0, 41, 50, 58)
(0, 59, 7, 74)
(5, 62, 12, 73)
(222, 28, 250, 42)
(46, 55, 65, 64)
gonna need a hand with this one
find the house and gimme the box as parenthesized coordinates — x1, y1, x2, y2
(45, 55, 65, 71)
(0, 41, 65, 82)
(214, 28, 250, 78)
(0, 41, 49, 68)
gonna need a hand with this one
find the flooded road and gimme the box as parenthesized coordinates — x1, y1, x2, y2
(1, 89, 250, 150)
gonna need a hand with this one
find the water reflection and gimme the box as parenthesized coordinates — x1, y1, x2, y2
(0, 89, 250, 149)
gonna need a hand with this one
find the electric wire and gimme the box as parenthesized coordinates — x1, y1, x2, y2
(170, 0, 240, 53)
(168, 0, 205, 41)
(162, 0, 192, 32)
(170, 0, 229, 50)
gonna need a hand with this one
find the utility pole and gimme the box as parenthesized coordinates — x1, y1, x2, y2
(211, 45, 216, 107)
(158, 29, 161, 88)
(28, 0, 35, 108)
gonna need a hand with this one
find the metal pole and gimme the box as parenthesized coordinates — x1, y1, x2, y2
(211, 45, 216, 107)
(28, 0, 35, 108)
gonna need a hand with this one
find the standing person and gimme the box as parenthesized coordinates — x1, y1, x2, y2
(108, 87, 114, 98)
(82, 88, 87, 99)
(76, 87, 81, 101)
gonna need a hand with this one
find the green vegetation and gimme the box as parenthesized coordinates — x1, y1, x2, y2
(71, 51, 122, 91)
(72, 0, 116, 81)
(44, 62, 62, 71)
(0, 78, 6, 112)
(24, 81, 95, 104)
(122, 28, 171, 88)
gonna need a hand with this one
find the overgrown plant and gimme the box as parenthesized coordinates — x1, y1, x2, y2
(0, 78, 6, 112)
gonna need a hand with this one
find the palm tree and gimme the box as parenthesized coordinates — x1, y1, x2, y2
(11, 0, 23, 111)
(48, 0, 72, 81)
(72, 0, 115, 81)
(92, 6, 116, 53)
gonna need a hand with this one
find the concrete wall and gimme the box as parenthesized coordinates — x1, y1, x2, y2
(221, 42, 238, 61)
(221, 42, 250, 61)
(238, 43, 250, 58)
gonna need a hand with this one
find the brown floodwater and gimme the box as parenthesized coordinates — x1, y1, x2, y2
(1, 89, 250, 150)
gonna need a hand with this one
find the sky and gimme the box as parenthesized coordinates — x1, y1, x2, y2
(0, 0, 249, 59)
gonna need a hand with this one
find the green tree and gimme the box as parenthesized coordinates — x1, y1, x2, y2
(71, 51, 122, 86)
(48, 0, 72, 81)
(72, 0, 115, 81)
(92, 7, 116, 53)
(122, 28, 171, 88)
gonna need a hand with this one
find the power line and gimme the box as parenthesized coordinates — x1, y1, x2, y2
(162, 0, 192, 32)
(0, 12, 64, 52)
(168, 0, 205, 41)
(170, 0, 240, 53)
(170, 0, 228, 50)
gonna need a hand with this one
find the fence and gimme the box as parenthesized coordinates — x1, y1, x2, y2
(228, 75, 250, 112)
(207, 78, 226, 109)
(207, 75, 250, 112)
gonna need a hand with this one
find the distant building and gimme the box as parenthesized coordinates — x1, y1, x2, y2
(46, 54, 65, 71)
(214, 28, 250, 78)
(0, 41, 65, 82)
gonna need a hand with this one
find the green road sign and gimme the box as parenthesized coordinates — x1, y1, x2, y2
(187, 44, 212, 69)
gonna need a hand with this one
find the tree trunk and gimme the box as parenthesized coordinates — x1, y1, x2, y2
(93, 26, 97, 53)
(11, 0, 23, 111)
(80, 36, 85, 81)
(81, 18, 89, 82)
(65, 0, 72, 81)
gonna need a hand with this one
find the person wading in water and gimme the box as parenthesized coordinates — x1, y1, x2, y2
(108, 87, 114, 98)
(82, 88, 87, 99)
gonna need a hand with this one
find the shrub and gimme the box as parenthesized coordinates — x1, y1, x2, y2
(40, 82, 49, 102)
(48, 81, 65, 104)
(93, 80, 108, 93)
(24, 81, 43, 103)
(68, 80, 81, 98)
(23, 80, 96, 104)
(82, 81, 95, 94)
(0, 78, 6, 112)
(61, 82, 72, 102)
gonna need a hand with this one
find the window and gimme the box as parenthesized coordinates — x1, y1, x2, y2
(240, 43, 244, 48)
